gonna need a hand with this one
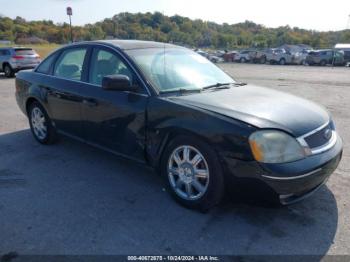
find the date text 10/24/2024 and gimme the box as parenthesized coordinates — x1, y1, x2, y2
(127, 256, 219, 261)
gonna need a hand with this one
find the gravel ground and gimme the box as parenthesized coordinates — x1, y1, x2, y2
(0, 64, 349, 256)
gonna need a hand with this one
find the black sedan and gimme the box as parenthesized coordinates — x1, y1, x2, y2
(15, 40, 343, 210)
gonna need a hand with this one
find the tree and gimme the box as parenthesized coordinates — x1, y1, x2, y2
(0, 12, 349, 48)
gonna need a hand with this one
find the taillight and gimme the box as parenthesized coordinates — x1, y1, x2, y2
(12, 55, 24, 60)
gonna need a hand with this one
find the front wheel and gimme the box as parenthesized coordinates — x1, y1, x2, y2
(28, 102, 57, 144)
(161, 136, 225, 211)
(4, 64, 14, 78)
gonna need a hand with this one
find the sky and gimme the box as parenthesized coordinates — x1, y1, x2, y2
(1, 0, 350, 31)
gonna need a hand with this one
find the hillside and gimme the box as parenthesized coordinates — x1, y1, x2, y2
(1, 12, 350, 49)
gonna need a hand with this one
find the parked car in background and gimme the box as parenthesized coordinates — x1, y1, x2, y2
(0, 47, 41, 77)
(266, 48, 293, 65)
(292, 50, 310, 65)
(195, 50, 224, 63)
(223, 51, 237, 62)
(249, 49, 268, 64)
(208, 55, 224, 63)
(334, 43, 350, 65)
(15, 40, 343, 210)
(234, 50, 251, 63)
(196, 50, 208, 58)
(306, 50, 345, 66)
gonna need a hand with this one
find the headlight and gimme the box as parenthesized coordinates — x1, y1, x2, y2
(249, 130, 308, 163)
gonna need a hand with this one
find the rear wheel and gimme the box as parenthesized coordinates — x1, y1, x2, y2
(161, 135, 225, 211)
(279, 58, 286, 65)
(4, 64, 14, 78)
(320, 60, 327, 66)
(28, 102, 57, 144)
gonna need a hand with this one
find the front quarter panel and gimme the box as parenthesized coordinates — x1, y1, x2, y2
(146, 96, 257, 167)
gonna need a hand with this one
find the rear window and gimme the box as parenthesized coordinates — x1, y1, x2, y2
(15, 48, 37, 56)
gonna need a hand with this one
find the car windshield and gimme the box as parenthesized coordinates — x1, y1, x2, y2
(126, 47, 235, 92)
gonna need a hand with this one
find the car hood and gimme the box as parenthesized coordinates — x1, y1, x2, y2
(170, 85, 329, 137)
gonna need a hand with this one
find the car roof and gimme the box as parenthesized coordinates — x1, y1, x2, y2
(72, 40, 182, 50)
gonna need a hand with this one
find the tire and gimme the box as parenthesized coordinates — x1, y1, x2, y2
(279, 58, 286, 65)
(28, 102, 57, 144)
(240, 58, 246, 63)
(4, 64, 14, 78)
(160, 135, 225, 211)
(260, 56, 266, 64)
(320, 60, 327, 66)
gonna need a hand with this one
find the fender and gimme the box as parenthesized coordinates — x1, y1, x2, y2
(145, 96, 256, 168)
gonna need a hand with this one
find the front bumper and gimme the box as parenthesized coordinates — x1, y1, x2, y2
(224, 133, 343, 204)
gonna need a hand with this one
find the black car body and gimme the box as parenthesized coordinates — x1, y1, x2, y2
(15, 40, 343, 209)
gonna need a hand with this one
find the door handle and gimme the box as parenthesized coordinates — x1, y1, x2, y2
(83, 98, 98, 107)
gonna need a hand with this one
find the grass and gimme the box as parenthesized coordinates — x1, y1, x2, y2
(0, 43, 61, 58)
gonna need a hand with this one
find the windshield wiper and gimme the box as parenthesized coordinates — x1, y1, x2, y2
(159, 82, 248, 94)
(202, 82, 233, 90)
(202, 82, 247, 90)
(159, 88, 201, 94)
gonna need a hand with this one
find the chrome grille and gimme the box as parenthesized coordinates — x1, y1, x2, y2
(304, 123, 333, 148)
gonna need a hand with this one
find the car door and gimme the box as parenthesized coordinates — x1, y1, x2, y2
(80, 46, 148, 161)
(43, 46, 89, 138)
(333, 51, 344, 65)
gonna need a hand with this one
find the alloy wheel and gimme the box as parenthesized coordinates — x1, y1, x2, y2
(168, 145, 210, 200)
(31, 107, 47, 140)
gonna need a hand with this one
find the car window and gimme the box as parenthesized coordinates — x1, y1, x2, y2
(54, 48, 87, 81)
(89, 48, 134, 86)
(15, 48, 36, 56)
(0, 49, 10, 56)
(344, 51, 350, 59)
(36, 52, 58, 74)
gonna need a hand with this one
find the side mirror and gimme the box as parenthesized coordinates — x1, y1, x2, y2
(102, 75, 136, 92)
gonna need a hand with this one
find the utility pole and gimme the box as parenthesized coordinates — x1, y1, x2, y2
(66, 7, 73, 43)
